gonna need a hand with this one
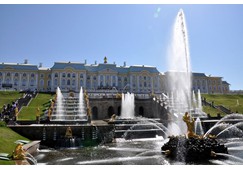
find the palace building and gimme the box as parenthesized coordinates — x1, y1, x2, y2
(0, 58, 230, 94)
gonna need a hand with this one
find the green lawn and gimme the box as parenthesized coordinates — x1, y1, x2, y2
(18, 93, 55, 120)
(202, 94, 243, 116)
(0, 91, 22, 112)
(0, 124, 30, 165)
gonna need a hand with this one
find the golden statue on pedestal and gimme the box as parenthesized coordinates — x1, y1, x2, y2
(183, 112, 199, 138)
(12, 143, 25, 160)
(65, 126, 73, 138)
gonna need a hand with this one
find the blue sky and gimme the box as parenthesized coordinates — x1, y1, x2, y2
(0, 4, 242, 90)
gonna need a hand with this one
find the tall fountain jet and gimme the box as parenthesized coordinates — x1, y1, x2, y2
(166, 9, 192, 135)
(121, 92, 135, 119)
(79, 86, 86, 119)
(56, 87, 64, 120)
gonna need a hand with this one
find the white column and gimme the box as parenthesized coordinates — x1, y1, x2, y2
(59, 72, 62, 88)
(90, 75, 93, 89)
(76, 73, 78, 92)
(2, 72, 5, 83)
(110, 75, 112, 86)
(98, 75, 100, 86)
(116, 76, 118, 87)
(84, 73, 86, 89)
(11, 73, 14, 85)
(27, 73, 30, 89)
(51, 73, 54, 91)
(18, 73, 22, 91)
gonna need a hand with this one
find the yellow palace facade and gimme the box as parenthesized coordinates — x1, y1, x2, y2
(0, 58, 230, 94)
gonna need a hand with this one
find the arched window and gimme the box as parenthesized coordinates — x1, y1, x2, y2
(117, 106, 121, 116)
(108, 106, 114, 118)
(62, 79, 66, 86)
(62, 73, 66, 78)
(31, 73, 35, 78)
(92, 107, 98, 120)
(139, 106, 144, 117)
(72, 73, 76, 78)
(14, 79, 18, 86)
(47, 80, 51, 87)
(6, 72, 11, 77)
(80, 74, 83, 78)
(72, 80, 75, 86)
(67, 73, 71, 78)
(67, 79, 71, 86)
(15, 73, 19, 77)
(80, 80, 83, 86)
(55, 73, 58, 77)
(30, 79, 35, 86)
(22, 79, 26, 86)
(54, 79, 58, 86)
(23, 73, 27, 77)
(0, 72, 2, 76)
(40, 79, 44, 87)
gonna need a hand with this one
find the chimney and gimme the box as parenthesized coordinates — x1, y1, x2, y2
(39, 63, 43, 68)
(24, 59, 28, 64)
(85, 59, 87, 64)
(123, 61, 126, 67)
(95, 61, 97, 65)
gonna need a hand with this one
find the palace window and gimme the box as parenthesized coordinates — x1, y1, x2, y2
(72, 80, 75, 86)
(30, 79, 35, 86)
(80, 74, 83, 78)
(40, 79, 44, 87)
(0, 72, 2, 76)
(62, 79, 66, 86)
(6, 72, 11, 77)
(144, 82, 147, 87)
(22, 79, 26, 86)
(55, 73, 58, 77)
(72, 73, 76, 78)
(40, 74, 44, 78)
(54, 79, 58, 86)
(67, 79, 71, 86)
(23, 73, 27, 77)
(80, 80, 83, 86)
(67, 73, 71, 78)
(31, 73, 35, 78)
(14, 79, 18, 86)
(15, 73, 19, 77)
(62, 73, 66, 78)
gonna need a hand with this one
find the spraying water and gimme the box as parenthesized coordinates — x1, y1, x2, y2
(79, 87, 85, 117)
(197, 89, 202, 111)
(166, 9, 192, 135)
(195, 117, 204, 135)
(121, 92, 135, 119)
(56, 87, 64, 120)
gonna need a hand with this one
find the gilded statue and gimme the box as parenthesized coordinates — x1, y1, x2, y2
(12, 143, 26, 160)
(65, 126, 73, 138)
(183, 112, 199, 138)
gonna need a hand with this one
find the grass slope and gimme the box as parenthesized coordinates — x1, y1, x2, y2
(18, 93, 54, 120)
(0, 124, 29, 165)
(202, 94, 243, 114)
